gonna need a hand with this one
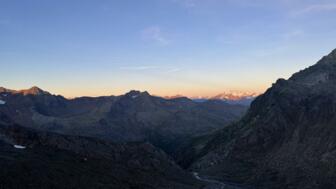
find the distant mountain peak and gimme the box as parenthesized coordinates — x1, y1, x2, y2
(0, 87, 14, 93)
(210, 91, 259, 101)
(0, 86, 50, 96)
(163, 91, 259, 105)
(163, 95, 186, 99)
(18, 86, 50, 96)
(125, 90, 150, 98)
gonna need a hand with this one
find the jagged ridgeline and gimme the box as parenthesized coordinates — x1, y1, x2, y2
(190, 49, 336, 189)
(0, 86, 248, 188)
(0, 88, 247, 153)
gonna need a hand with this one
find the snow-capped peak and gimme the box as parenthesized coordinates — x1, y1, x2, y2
(211, 91, 259, 101)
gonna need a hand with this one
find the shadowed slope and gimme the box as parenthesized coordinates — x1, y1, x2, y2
(191, 49, 336, 189)
(0, 112, 204, 189)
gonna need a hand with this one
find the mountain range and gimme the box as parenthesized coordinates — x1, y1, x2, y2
(165, 92, 259, 105)
(0, 88, 247, 154)
(2, 49, 336, 188)
(0, 86, 249, 188)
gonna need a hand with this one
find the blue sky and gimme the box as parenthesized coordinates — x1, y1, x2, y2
(1, 0, 336, 97)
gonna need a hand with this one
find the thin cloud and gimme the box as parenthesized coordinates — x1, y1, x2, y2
(120, 66, 159, 70)
(120, 65, 183, 74)
(165, 68, 183, 73)
(293, 3, 336, 15)
(141, 26, 171, 46)
(216, 31, 256, 45)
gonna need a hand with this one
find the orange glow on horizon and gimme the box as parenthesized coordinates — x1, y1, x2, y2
(53, 84, 269, 99)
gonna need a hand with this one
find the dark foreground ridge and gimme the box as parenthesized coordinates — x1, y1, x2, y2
(0, 113, 204, 189)
(190, 49, 336, 189)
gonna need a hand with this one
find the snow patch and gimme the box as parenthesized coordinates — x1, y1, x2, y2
(0, 100, 5, 105)
(14, 145, 26, 149)
(132, 95, 138, 99)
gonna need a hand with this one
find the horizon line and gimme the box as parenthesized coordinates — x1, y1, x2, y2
(0, 86, 263, 99)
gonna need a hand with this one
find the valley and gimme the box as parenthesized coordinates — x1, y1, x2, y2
(2, 1, 336, 188)
(2, 49, 336, 188)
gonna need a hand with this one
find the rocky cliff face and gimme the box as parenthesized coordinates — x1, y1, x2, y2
(191, 49, 336, 189)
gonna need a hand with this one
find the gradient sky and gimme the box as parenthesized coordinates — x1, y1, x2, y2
(1, 0, 336, 97)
